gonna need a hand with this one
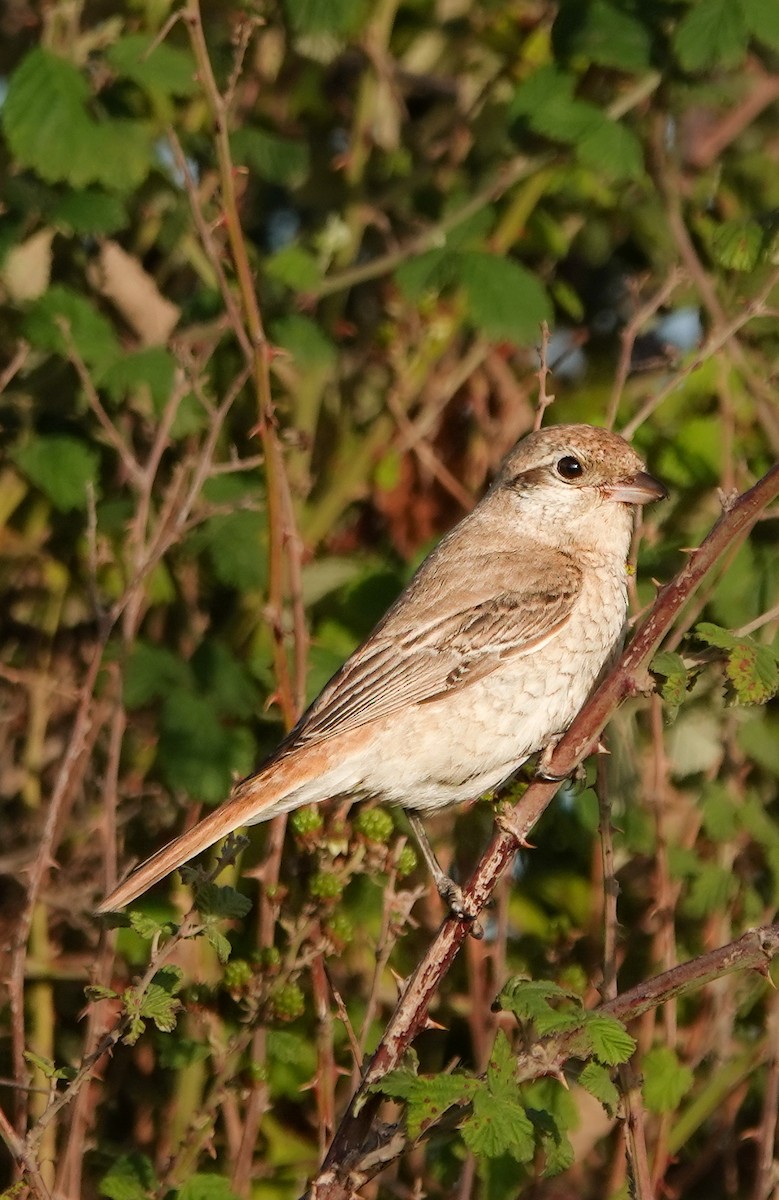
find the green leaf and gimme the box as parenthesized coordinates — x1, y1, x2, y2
(195, 510, 267, 591)
(651, 650, 689, 714)
(138, 981, 182, 1033)
(158, 692, 246, 804)
(496, 977, 581, 1023)
(106, 34, 198, 96)
(24, 285, 121, 373)
(742, 0, 779, 47)
(3, 48, 152, 190)
(726, 643, 779, 705)
(642, 1046, 694, 1114)
(684, 861, 735, 917)
(462, 1034, 535, 1162)
(231, 128, 310, 186)
(674, 0, 749, 70)
(581, 1014, 636, 1065)
(710, 219, 765, 271)
(576, 120, 644, 181)
(457, 252, 551, 344)
(99, 1152, 156, 1200)
(579, 1062, 620, 1115)
(13, 435, 99, 512)
(98, 347, 177, 409)
(195, 882, 252, 920)
(204, 925, 234, 964)
(191, 641, 259, 719)
(265, 244, 322, 290)
(378, 1069, 477, 1139)
(52, 188, 128, 234)
(554, 1, 652, 71)
(283, 0, 369, 36)
(178, 1176, 240, 1200)
(695, 622, 739, 650)
(395, 247, 458, 300)
(270, 314, 337, 368)
(128, 911, 167, 940)
(464, 1087, 536, 1162)
(701, 783, 740, 841)
(124, 642, 194, 708)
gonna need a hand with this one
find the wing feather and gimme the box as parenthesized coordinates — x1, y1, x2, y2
(290, 544, 582, 748)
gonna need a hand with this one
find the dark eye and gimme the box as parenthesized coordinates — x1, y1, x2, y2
(556, 455, 584, 481)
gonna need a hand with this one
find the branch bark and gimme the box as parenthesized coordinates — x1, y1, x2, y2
(306, 460, 779, 1199)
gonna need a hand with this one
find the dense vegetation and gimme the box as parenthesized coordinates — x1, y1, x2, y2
(1, 1, 779, 1197)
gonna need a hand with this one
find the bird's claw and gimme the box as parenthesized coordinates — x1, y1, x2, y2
(437, 877, 484, 939)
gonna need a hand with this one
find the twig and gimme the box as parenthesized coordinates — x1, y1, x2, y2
(533, 321, 554, 431)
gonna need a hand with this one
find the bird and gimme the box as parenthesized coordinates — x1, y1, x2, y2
(98, 424, 666, 916)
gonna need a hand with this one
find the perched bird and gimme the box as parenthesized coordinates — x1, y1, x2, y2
(99, 424, 666, 915)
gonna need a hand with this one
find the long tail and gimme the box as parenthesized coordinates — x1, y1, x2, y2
(97, 752, 313, 913)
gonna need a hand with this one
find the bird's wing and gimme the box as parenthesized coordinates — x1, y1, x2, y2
(290, 547, 582, 747)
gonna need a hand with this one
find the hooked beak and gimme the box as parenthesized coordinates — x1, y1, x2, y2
(602, 471, 668, 505)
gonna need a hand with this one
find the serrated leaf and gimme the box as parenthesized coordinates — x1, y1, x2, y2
(231, 128, 310, 186)
(457, 252, 551, 344)
(463, 1039, 535, 1163)
(496, 977, 581, 1022)
(196, 882, 252, 920)
(695, 622, 739, 650)
(178, 1176, 240, 1200)
(13, 435, 100, 512)
(579, 1062, 620, 1115)
(726, 643, 779, 705)
(128, 911, 165, 940)
(674, 0, 748, 70)
(582, 1014, 636, 1065)
(99, 1152, 156, 1200)
(3, 48, 152, 190)
(138, 982, 182, 1032)
(24, 284, 121, 373)
(642, 1046, 694, 1114)
(106, 34, 197, 96)
(378, 1069, 477, 1139)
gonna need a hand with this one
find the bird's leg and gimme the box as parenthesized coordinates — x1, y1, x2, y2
(405, 811, 483, 938)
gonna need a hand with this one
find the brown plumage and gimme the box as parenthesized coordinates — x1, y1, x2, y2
(99, 424, 666, 914)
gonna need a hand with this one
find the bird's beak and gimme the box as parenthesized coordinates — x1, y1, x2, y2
(602, 471, 668, 505)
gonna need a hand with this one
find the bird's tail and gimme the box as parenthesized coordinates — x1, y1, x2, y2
(96, 752, 311, 913)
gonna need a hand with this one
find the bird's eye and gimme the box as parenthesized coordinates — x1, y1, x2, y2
(556, 455, 584, 481)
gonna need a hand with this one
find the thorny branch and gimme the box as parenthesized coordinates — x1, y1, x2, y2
(306, 459, 779, 1200)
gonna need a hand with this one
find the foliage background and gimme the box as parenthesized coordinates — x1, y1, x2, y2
(1, 0, 779, 1197)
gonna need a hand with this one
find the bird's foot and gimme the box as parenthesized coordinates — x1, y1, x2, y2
(436, 875, 484, 940)
(536, 739, 591, 785)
